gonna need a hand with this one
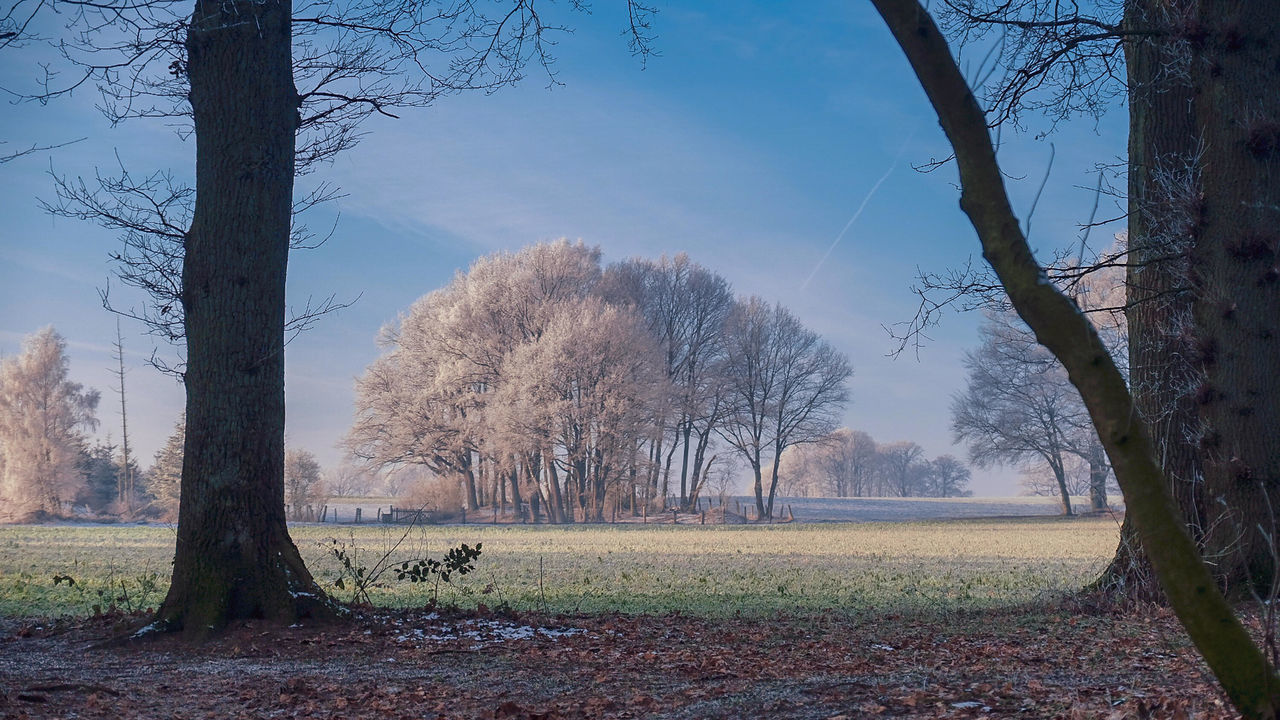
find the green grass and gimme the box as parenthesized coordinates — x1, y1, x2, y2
(0, 516, 1120, 618)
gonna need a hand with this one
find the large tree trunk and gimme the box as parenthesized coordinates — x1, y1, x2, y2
(155, 0, 333, 635)
(1189, 0, 1280, 596)
(1101, 0, 1280, 600)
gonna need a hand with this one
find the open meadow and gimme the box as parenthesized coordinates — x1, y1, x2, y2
(0, 515, 1122, 618)
(0, 515, 1242, 718)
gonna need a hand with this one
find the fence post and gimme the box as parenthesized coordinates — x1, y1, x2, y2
(355, 507, 361, 524)
(461, 507, 466, 524)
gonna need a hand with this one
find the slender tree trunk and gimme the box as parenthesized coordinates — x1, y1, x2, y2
(1047, 455, 1073, 516)
(544, 452, 566, 524)
(687, 425, 712, 508)
(678, 419, 692, 508)
(751, 454, 765, 520)
(112, 320, 133, 513)
(765, 445, 785, 519)
(155, 0, 333, 634)
(1088, 440, 1109, 512)
(461, 452, 479, 511)
(660, 432, 679, 507)
(525, 453, 542, 524)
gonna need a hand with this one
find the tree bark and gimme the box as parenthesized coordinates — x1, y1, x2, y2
(1101, 0, 1280, 600)
(869, 0, 1280, 714)
(1097, 0, 1207, 597)
(1188, 0, 1280, 598)
(155, 0, 334, 635)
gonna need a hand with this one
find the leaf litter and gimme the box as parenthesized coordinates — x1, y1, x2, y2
(0, 602, 1240, 719)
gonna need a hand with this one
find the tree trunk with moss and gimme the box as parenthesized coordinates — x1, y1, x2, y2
(869, 0, 1280, 714)
(153, 0, 334, 635)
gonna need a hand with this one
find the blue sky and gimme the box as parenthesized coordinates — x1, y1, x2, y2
(0, 1, 1127, 494)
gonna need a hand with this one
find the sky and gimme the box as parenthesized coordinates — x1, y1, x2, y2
(0, 1, 1128, 495)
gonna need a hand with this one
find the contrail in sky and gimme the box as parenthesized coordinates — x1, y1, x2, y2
(801, 130, 917, 291)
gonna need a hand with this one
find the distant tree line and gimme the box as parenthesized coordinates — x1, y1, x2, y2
(778, 428, 971, 498)
(347, 240, 852, 521)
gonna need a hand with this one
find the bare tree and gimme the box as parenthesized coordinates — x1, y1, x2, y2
(0, 327, 100, 520)
(323, 461, 376, 498)
(109, 320, 136, 513)
(718, 297, 851, 519)
(952, 311, 1094, 514)
(927, 455, 972, 498)
(779, 428, 880, 497)
(876, 441, 927, 498)
(601, 254, 735, 510)
(870, 0, 1280, 711)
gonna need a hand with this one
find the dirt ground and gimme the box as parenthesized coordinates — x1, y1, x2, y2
(0, 601, 1235, 719)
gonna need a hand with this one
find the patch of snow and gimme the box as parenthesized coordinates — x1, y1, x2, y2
(951, 701, 984, 709)
(871, 643, 895, 651)
(390, 618, 587, 648)
(131, 621, 167, 639)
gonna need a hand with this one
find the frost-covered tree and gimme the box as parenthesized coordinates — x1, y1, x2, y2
(147, 416, 185, 520)
(323, 461, 376, 498)
(779, 428, 879, 497)
(0, 327, 100, 520)
(284, 449, 325, 519)
(496, 297, 665, 521)
(349, 241, 607, 519)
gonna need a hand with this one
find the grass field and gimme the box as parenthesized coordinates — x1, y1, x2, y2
(0, 515, 1121, 619)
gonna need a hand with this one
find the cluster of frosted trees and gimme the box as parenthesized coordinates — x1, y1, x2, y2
(779, 429, 971, 498)
(347, 241, 852, 521)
